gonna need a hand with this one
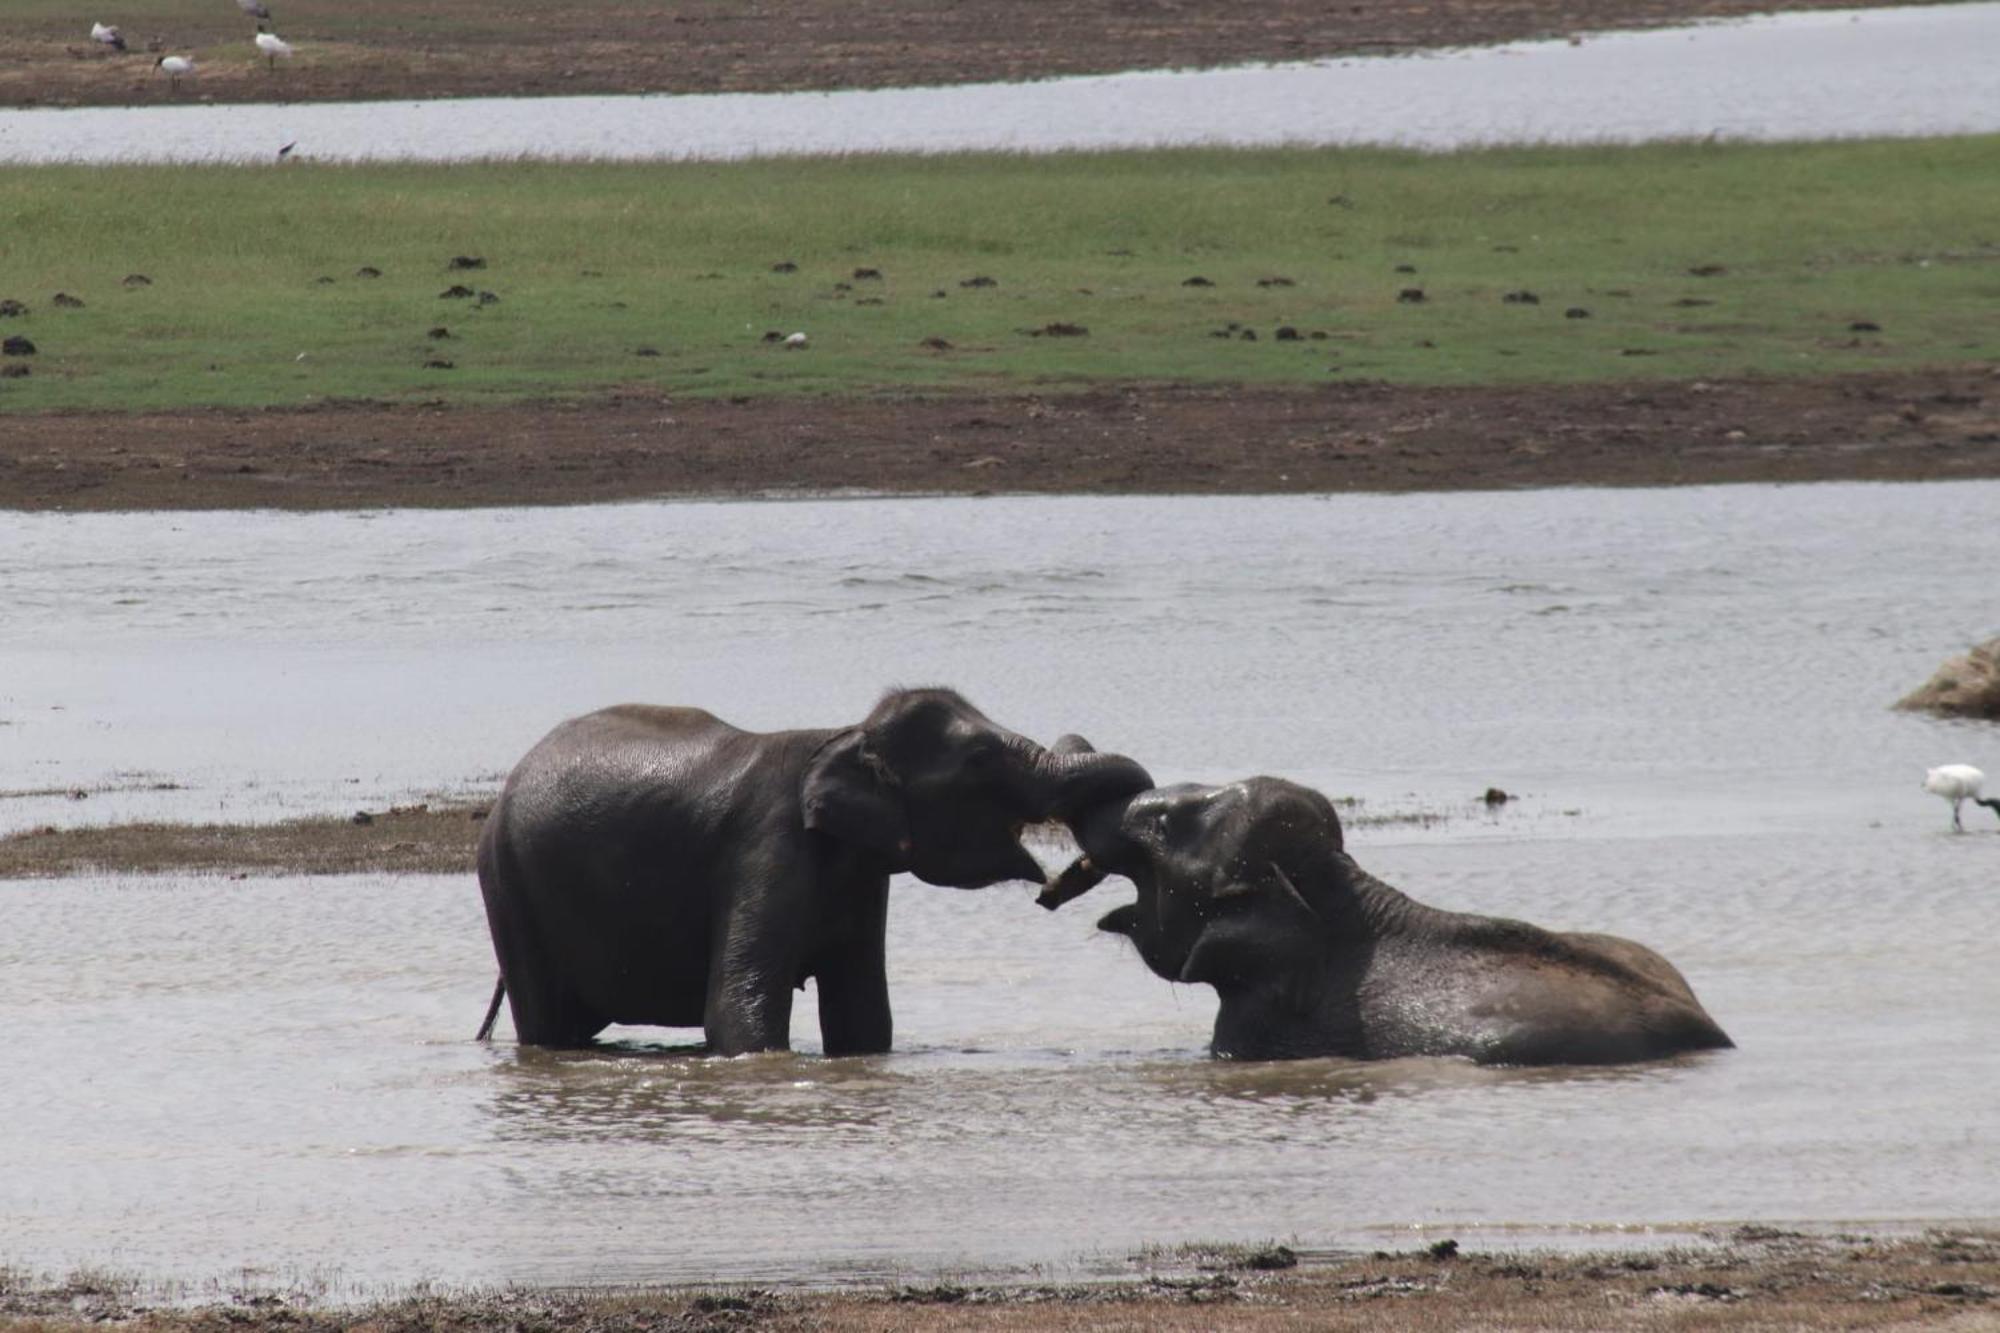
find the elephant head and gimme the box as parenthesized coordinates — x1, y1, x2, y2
(801, 688, 1154, 889)
(1048, 777, 1349, 987)
(1049, 778, 1735, 1065)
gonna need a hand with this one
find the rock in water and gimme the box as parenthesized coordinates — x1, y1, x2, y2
(1897, 636, 2000, 720)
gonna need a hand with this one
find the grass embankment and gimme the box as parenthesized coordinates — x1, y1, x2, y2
(2, 139, 1995, 414)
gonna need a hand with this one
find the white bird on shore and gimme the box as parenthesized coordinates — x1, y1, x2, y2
(155, 54, 194, 86)
(1924, 764, 2000, 832)
(90, 21, 126, 51)
(254, 26, 293, 69)
(236, 0, 273, 18)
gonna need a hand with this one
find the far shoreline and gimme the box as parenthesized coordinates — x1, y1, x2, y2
(1, 0, 1953, 111)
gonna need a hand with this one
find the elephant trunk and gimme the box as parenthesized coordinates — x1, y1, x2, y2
(1032, 740, 1153, 823)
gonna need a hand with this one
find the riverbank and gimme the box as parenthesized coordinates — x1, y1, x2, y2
(0, 801, 489, 878)
(5, 370, 1997, 512)
(3, 1231, 1994, 1329)
(0, 0, 1949, 109)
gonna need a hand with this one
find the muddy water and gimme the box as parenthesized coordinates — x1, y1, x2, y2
(2, 4, 1998, 164)
(3, 483, 1999, 1289)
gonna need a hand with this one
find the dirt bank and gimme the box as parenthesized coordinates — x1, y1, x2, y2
(2, 1231, 1994, 1330)
(0, 802, 487, 879)
(4, 370, 1996, 513)
(2, 0, 1945, 109)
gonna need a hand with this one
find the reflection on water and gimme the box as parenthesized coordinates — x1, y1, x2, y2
(3, 482, 1999, 1288)
(3, 4, 1998, 163)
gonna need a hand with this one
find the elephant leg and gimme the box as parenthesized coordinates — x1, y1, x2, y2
(815, 883, 893, 1056)
(486, 902, 604, 1048)
(703, 969, 795, 1055)
(703, 894, 799, 1055)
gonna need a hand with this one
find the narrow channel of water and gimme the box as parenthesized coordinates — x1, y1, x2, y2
(3, 4, 1996, 164)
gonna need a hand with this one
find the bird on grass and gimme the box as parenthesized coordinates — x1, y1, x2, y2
(155, 54, 194, 87)
(1924, 764, 2000, 832)
(90, 21, 126, 51)
(254, 26, 293, 69)
(236, 0, 273, 18)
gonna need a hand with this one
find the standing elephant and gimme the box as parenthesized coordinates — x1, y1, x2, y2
(1044, 777, 1732, 1065)
(475, 688, 1152, 1054)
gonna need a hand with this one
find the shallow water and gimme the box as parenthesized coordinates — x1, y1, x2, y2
(3, 483, 1999, 1289)
(3, 4, 1998, 164)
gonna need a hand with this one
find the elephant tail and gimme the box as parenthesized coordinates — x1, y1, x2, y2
(475, 974, 506, 1042)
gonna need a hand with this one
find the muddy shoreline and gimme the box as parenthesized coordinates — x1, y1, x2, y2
(6, 370, 1998, 513)
(2, 0, 1945, 110)
(0, 798, 1486, 878)
(0, 802, 489, 879)
(3, 1232, 1993, 1330)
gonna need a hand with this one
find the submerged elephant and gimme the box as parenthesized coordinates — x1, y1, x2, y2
(1045, 777, 1732, 1065)
(476, 688, 1152, 1054)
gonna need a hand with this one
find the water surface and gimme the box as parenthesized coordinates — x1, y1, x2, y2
(3, 483, 1998, 1290)
(3, 4, 1996, 163)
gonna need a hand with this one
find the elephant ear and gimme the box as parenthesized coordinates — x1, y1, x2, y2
(801, 728, 911, 861)
(1180, 862, 1322, 988)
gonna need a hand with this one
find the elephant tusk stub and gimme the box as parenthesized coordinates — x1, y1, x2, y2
(1037, 855, 1107, 910)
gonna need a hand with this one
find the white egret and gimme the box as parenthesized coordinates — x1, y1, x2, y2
(783, 331, 808, 349)
(155, 54, 194, 87)
(1924, 764, 2000, 832)
(90, 21, 126, 51)
(254, 26, 293, 70)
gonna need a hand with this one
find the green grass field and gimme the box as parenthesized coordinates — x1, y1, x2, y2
(2, 139, 1995, 413)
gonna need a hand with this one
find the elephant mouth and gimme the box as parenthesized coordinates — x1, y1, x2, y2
(1035, 789, 1143, 910)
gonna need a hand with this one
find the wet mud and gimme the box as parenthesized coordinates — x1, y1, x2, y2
(2, 1231, 1993, 1330)
(0, 801, 487, 878)
(5, 370, 1998, 512)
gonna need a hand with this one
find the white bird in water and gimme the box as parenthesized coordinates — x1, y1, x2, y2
(236, 0, 273, 18)
(90, 21, 126, 51)
(1924, 764, 2000, 832)
(254, 26, 293, 70)
(155, 54, 194, 87)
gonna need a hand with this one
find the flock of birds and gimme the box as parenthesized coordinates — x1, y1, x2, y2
(88, 0, 293, 88)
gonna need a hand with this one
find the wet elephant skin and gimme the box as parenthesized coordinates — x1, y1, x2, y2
(1052, 777, 1732, 1065)
(477, 687, 1152, 1054)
